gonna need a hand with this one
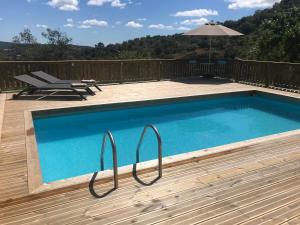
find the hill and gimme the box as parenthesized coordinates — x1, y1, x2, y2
(0, 0, 299, 62)
(106, 0, 299, 62)
(103, 0, 300, 62)
(0, 41, 16, 49)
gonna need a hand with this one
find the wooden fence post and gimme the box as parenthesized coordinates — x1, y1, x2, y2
(233, 60, 240, 82)
(264, 62, 270, 88)
(120, 61, 124, 83)
(158, 61, 162, 81)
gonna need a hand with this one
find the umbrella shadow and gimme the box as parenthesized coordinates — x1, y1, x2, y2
(171, 77, 232, 85)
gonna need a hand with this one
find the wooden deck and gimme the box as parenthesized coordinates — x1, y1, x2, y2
(0, 79, 300, 224)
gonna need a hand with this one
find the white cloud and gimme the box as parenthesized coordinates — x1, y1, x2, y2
(87, 0, 126, 8)
(64, 23, 74, 27)
(111, 0, 126, 8)
(126, 21, 143, 28)
(64, 18, 74, 27)
(180, 18, 209, 26)
(78, 24, 91, 29)
(149, 24, 174, 30)
(227, 0, 281, 9)
(87, 0, 110, 5)
(47, 0, 79, 11)
(137, 18, 147, 21)
(173, 9, 218, 17)
(82, 19, 108, 27)
(177, 26, 190, 31)
(148, 24, 190, 31)
(36, 24, 48, 28)
(78, 19, 108, 29)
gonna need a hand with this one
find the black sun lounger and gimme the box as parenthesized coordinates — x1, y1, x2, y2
(14, 75, 93, 100)
(31, 71, 102, 91)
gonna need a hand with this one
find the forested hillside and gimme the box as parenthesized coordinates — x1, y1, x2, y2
(0, 0, 299, 62)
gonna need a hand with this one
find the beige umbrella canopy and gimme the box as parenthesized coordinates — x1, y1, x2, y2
(183, 22, 244, 63)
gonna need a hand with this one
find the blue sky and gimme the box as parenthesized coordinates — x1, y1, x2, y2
(0, 0, 281, 46)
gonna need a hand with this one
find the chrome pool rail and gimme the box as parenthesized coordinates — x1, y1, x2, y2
(89, 130, 118, 198)
(133, 124, 163, 186)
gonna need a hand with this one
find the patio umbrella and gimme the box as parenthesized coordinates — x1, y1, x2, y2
(183, 22, 244, 63)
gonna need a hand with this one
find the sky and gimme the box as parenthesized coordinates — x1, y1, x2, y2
(0, 0, 281, 46)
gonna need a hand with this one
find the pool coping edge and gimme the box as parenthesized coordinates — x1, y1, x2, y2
(25, 90, 300, 195)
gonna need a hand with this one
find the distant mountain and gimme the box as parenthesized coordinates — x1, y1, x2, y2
(108, 0, 300, 62)
(0, 0, 299, 62)
(0, 41, 17, 50)
(0, 41, 93, 61)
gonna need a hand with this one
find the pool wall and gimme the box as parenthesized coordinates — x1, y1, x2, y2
(25, 90, 300, 194)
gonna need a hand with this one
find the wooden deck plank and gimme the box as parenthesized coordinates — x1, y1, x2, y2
(1, 138, 299, 214)
(1, 149, 300, 225)
(240, 201, 300, 225)
(0, 161, 298, 225)
(118, 171, 300, 225)
(194, 184, 300, 225)
(281, 215, 300, 225)
(0, 81, 300, 224)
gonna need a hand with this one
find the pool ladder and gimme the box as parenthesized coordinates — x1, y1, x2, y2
(133, 125, 162, 186)
(89, 131, 118, 198)
(89, 124, 162, 198)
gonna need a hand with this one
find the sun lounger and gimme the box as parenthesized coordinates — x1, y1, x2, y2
(31, 71, 102, 91)
(14, 75, 93, 100)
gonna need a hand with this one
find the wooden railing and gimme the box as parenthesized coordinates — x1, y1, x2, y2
(0, 59, 228, 91)
(232, 59, 300, 90)
(0, 58, 299, 91)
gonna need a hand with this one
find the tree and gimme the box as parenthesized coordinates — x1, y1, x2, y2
(95, 42, 105, 50)
(255, 7, 300, 61)
(12, 29, 37, 44)
(42, 28, 72, 46)
(3, 0, 299, 62)
(10, 29, 39, 60)
(93, 42, 106, 58)
(41, 28, 73, 59)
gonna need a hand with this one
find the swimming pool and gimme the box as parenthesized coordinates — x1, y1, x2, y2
(32, 91, 300, 183)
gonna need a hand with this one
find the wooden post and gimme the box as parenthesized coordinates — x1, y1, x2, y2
(264, 62, 270, 88)
(158, 61, 162, 81)
(233, 60, 238, 82)
(120, 61, 124, 84)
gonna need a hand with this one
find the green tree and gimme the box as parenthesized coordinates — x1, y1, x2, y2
(255, 7, 300, 61)
(12, 28, 37, 44)
(41, 28, 73, 59)
(42, 28, 72, 46)
(10, 29, 39, 60)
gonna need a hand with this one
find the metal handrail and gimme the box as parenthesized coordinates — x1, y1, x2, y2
(89, 131, 118, 198)
(133, 124, 162, 186)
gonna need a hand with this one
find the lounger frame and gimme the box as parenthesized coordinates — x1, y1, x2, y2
(14, 75, 91, 100)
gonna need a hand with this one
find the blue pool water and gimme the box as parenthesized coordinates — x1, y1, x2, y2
(33, 93, 300, 183)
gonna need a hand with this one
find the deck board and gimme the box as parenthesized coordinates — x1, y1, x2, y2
(0, 80, 300, 224)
